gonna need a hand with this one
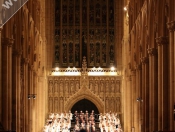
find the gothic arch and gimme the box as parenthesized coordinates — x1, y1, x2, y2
(64, 89, 104, 113)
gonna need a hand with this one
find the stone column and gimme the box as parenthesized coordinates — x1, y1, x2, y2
(141, 57, 149, 132)
(131, 70, 137, 132)
(156, 36, 169, 130)
(32, 71, 37, 132)
(28, 64, 33, 132)
(8, 38, 13, 130)
(12, 49, 22, 131)
(140, 57, 145, 132)
(0, 27, 2, 122)
(135, 64, 142, 132)
(148, 48, 158, 132)
(2, 38, 14, 130)
(167, 21, 175, 130)
(21, 57, 29, 132)
(124, 76, 132, 132)
(2, 38, 8, 131)
(125, 76, 132, 132)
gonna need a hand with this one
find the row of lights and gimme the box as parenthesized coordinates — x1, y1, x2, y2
(55, 66, 115, 71)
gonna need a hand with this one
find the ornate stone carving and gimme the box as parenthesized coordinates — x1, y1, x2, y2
(2, 38, 14, 47)
(167, 21, 175, 32)
(48, 72, 121, 113)
(59, 81, 63, 97)
(116, 81, 120, 93)
(80, 57, 89, 89)
(116, 97, 121, 112)
(48, 81, 53, 93)
(148, 48, 157, 56)
(140, 57, 149, 64)
(156, 36, 169, 46)
(13, 49, 22, 57)
(22, 58, 29, 65)
(111, 82, 115, 93)
(70, 82, 74, 94)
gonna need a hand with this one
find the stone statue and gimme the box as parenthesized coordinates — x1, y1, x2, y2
(95, 82, 98, 94)
(49, 82, 53, 93)
(49, 98, 53, 112)
(116, 82, 120, 93)
(70, 82, 74, 94)
(55, 98, 58, 112)
(111, 82, 114, 93)
(54, 82, 58, 93)
(60, 82, 63, 97)
(116, 98, 121, 112)
(76, 82, 79, 91)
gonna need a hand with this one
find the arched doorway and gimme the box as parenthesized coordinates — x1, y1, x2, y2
(71, 99, 99, 114)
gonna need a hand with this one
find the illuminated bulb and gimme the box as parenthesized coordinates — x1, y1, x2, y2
(124, 6, 127, 11)
(55, 67, 59, 71)
(111, 66, 115, 70)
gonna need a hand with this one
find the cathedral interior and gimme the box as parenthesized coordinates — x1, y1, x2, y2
(0, 0, 175, 131)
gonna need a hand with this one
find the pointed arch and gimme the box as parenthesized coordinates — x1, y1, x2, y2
(64, 89, 104, 113)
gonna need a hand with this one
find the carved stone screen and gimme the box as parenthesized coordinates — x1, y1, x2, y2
(54, 0, 115, 68)
(48, 75, 121, 113)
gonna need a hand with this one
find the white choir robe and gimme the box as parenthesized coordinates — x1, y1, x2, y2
(116, 128, 123, 132)
(55, 124, 61, 132)
(69, 112, 73, 120)
(105, 126, 108, 132)
(62, 127, 70, 132)
(116, 118, 120, 126)
(101, 126, 106, 132)
(43, 125, 49, 132)
(48, 126, 54, 132)
(49, 113, 54, 119)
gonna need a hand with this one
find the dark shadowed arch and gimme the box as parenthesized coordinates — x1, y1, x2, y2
(71, 99, 99, 114)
